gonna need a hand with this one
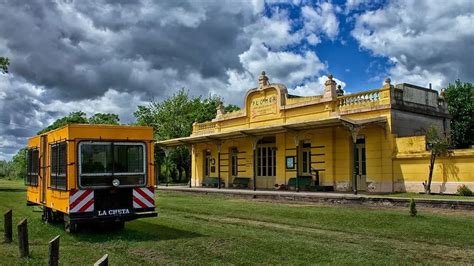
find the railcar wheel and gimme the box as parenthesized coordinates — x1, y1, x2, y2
(64, 216, 78, 233)
(65, 221, 78, 233)
(42, 208, 54, 223)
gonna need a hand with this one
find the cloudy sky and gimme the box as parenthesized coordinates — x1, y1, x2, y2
(0, 0, 473, 160)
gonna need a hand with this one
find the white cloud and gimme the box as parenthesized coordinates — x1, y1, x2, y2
(0, 1, 341, 159)
(352, 0, 474, 89)
(302, 3, 340, 40)
(222, 2, 339, 103)
(230, 42, 326, 91)
(244, 10, 303, 49)
(289, 75, 346, 96)
(224, 70, 256, 93)
(306, 33, 321, 45)
(41, 89, 147, 124)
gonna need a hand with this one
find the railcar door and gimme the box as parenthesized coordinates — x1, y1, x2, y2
(40, 135, 47, 203)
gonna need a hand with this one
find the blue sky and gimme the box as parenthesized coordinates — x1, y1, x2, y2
(260, 0, 393, 93)
(264, 1, 390, 92)
(0, 0, 473, 159)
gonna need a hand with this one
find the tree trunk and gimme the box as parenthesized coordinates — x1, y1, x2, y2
(427, 151, 436, 194)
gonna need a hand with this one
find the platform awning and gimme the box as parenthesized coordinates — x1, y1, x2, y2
(156, 116, 387, 147)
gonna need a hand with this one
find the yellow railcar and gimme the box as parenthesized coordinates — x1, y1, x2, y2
(26, 124, 157, 232)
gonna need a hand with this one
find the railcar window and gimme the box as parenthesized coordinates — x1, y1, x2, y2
(50, 142, 67, 190)
(79, 142, 146, 188)
(26, 149, 39, 186)
(81, 144, 113, 174)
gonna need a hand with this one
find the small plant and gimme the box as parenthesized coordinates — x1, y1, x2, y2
(409, 198, 417, 217)
(457, 185, 473, 196)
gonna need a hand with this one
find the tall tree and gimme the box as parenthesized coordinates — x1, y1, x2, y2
(0, 57, 9, 74)
(12, 148, 27, 179)
(423, 126, 451, 194)
(0, 160, 12, 178)
(0, 148, 32, 180)
(443, 80, 474, 148)
(134, 89, 240, 182)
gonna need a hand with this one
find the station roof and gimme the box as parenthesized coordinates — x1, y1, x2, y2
(156, 116, 387, 147)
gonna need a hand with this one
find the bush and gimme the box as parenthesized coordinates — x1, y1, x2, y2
(409, 198, 417, 217)
(457, 185, 473, 196)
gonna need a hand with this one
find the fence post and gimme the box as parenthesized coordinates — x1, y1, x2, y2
(4, 209, 12, 243)
(94, 254, 109, 266)
(48, 235, 60, 266)
(17, 218, 29, 257)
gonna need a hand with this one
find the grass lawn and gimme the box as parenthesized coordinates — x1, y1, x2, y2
(383, 192, 474, 201)
(1, 179, 473, 265)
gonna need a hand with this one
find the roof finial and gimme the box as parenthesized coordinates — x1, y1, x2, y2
(384, 77, 391, 85)
(258, 71, 269, 89)
(216, 100, 225, 117)
(325, 74, 336, 86)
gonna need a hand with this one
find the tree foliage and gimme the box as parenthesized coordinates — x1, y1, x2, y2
(444, 80, 474, 148)
(38, 111, 88, 134)
(134, 89, 240, 182)
(0, 160, 13, 178)
(11, 147, 27, 179)
(88, 113, 120, 125)
(225, 104, 241, 113)
(0, 147, 27, 179)
(38, 111, 120, 134)
(0, 56, 9, 74)
(135, 89, 239, 141)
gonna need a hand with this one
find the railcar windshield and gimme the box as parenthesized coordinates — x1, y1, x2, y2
(79, 142, 146, 188)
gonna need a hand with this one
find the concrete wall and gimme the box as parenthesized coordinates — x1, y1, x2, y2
(391, 110, 447, 137)
(396, 83, 439, 107)
(393, 136, 474, 193)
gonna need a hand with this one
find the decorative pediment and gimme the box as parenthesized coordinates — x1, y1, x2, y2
(214, 71, 289, 121)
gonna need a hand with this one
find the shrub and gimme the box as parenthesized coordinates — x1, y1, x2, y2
(409, 198, 417, 217)
(457, 185, 473, 196)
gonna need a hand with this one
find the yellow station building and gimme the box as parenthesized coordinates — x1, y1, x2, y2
(159, 72, 473, 194)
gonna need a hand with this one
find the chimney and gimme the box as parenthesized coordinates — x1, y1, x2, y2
(323, 74, 337, 101)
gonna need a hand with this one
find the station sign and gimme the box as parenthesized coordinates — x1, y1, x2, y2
(250, 94, 277, 118)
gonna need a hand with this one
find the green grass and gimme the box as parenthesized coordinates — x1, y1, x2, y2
(383, 192, 474, 201)
(1, 179, 473, 265)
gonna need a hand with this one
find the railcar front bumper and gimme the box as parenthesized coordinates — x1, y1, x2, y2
(69, 208, 157, 223)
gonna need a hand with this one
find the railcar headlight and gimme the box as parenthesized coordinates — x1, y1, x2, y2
(112, 179, 120, 187)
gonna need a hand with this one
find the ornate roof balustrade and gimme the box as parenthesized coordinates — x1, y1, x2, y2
(337, 87, 391, 114)
(192, 121, 217, 136)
